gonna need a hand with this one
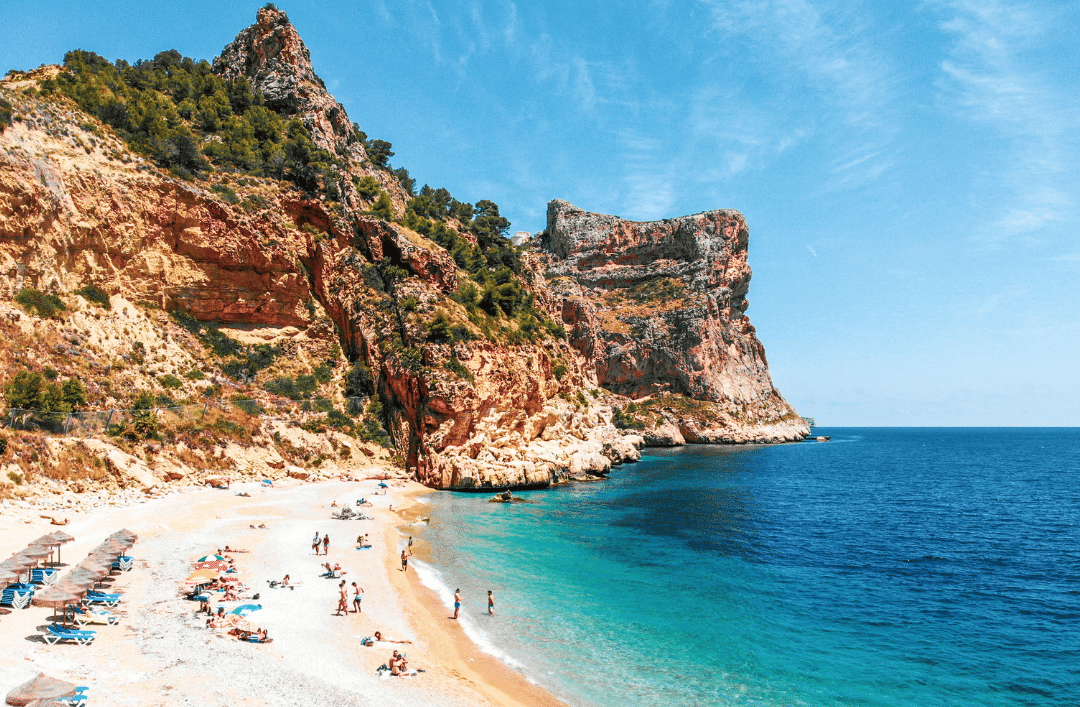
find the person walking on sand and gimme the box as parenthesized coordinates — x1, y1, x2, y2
(408, 536, 414, 556)
(336, 580, 348, 616)
(352, 582, 364, 613)
(454, 589, 461, 619)
(400, 549, 408, 572)
(323, 533, 330, 555)
(488, 590, 494, 616)
(313, 532, 321, 555)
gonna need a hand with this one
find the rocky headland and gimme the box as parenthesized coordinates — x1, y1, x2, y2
(0, 6, 805, 507)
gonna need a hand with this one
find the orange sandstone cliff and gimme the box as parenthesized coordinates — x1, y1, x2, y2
(0, 7, 805, 498)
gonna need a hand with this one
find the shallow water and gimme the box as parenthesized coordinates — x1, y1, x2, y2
(417, 428, 1080, 706)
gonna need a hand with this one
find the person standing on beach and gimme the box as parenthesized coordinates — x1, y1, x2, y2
(454, 589, 461, 619)
(408, 536, 414, 556)
(400, 549, 408, 572)
(352, 582, 364, 613)
(488, 590, 494, 616)
(313, 532, 321, 555)
(323, 534, 330, 556)
(336, 580, 348, 616)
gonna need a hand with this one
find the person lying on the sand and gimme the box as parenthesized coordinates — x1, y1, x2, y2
(281, 574, 290, 587)
(331, 500, 338, 507)
(363, 631, 412, 646)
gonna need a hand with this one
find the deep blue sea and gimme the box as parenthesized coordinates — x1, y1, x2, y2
(413, 429, 1080, 707)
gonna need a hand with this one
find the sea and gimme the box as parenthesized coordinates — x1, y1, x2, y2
(412, 428, 1080, 707)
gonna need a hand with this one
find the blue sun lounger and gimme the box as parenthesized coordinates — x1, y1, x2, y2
(54, 687, 89, 705)
(1, 584, 34, 609)
(85, 590, 122, 607)
(43, 623, 96, 646)
(30, 567, 61, 585)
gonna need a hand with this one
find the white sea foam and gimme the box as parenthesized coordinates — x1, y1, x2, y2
(412, 559, 526, 670)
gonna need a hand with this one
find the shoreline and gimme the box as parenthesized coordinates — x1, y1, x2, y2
(387, 490, 570, 707)
(0, 476, 572, 706)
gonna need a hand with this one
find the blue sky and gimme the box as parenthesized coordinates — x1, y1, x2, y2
(2, 0, 1078, 425)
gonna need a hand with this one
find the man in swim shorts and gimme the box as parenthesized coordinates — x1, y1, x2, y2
(400, 549, 408, 572)
(488, 590, 494, 615)
(313, 532, 321, 555)
(454, 589, 461, 619)
(323, 534, 330, 555)
(352, 582, 364, 613)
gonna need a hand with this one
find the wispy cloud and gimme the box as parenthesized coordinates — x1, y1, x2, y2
(695, 0, 899, 187)
(933, 0, 1077, 242)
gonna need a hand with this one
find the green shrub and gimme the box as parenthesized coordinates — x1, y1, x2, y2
(295, 374, 318, 394)
(613, 405, 647, 430)
(445, 358, 474, 385)
(314, 363, 333, 383)
(355, 175, 380, 199)
(43, 367, 59, 380)
(264, 376, 299, 398)
(370, 192, 394, 220)
(75, 284, 111, 310)
(159, 373, 183, 389)
(211, 183, 240, 204)
(4, 370, 71, 415)
(357, 397, 391, 447)
(344, 361, 374, 398)
(232, 396, 263, 415)
(0, 97, 12, 133)
(0, 436, 7, 456)
(553, 364, 568, 380)
(427, 310, 454, 343)
(129, 390, 159, 438)
(400, 296, 419, 313)
(62, 379, 87, 409)
(15, 288, 65, 318)
(185, 369, 205, 381)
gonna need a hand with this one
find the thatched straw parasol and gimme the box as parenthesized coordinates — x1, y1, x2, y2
(31, 585, 86, 624)
(5, 672, 77, 706)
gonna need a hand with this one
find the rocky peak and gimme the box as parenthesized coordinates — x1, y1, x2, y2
(213, 6, 365, 162)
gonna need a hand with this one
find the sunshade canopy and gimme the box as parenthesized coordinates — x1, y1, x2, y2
(47, 530, 75, 544)
(195, 555, 226, 563)
(31, 586, 85, 608)
(5, 673, 77, 706)
(186, 569, 220, 581)
(229, 604, 262, 616)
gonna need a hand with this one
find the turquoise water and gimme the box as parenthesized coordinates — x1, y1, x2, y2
(414, 429, 1080, 706)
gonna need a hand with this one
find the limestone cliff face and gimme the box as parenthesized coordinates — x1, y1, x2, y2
(543, 199, 808, 443)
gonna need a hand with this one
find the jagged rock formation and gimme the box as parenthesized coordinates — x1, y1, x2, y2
(213, 7, 367, 173)
(543, 199, 808, 443)
(0, 8, 805, 499)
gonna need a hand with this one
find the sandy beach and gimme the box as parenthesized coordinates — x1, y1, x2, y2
(0, 478, 568, 706)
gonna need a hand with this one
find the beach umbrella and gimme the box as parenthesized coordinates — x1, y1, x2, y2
(31, 586, 84, 626)
(44, 531, 74, 564)
(5, 673, 77, 706)
(48, 530, 74, 544)
(195, 555, 226, 563)
(111, 529, 138, 543)
(0, 569, 18, 588)
(186, 569, 220, 582)
(229, 604, 262, 616)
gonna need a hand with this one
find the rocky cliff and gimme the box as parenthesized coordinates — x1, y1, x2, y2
(543, 200, 808, 443)
(0, 8, 804, 500)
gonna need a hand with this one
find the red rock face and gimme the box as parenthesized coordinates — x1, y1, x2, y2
(543, 199, 808, 438)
